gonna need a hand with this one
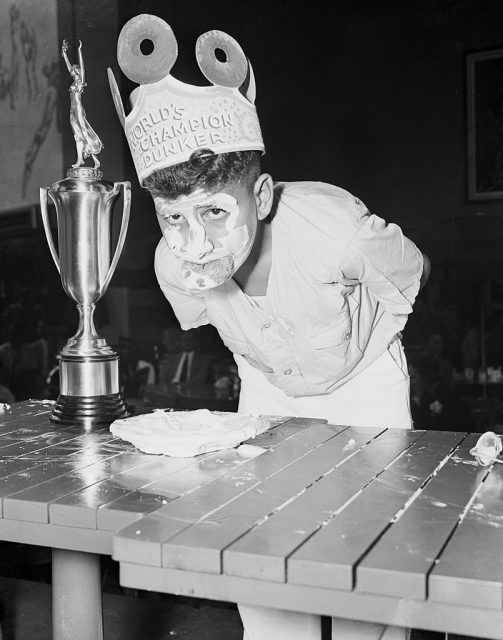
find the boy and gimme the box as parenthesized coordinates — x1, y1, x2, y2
(110, 14, 429, 640)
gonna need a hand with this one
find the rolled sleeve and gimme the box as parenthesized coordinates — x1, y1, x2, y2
(339, 214, 423, 316)
(154, 240, 208, 330)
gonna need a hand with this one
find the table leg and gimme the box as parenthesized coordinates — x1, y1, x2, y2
(52, 548, 103, 640)
(331, 618, 408, 639)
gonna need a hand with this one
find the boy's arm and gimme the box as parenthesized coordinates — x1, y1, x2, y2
(339, 214, 425, 316)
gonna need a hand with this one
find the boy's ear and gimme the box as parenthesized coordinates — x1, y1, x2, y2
(253, 174, 274, 220)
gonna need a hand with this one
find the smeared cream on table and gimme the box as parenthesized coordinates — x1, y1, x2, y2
(470, 431, 503, 466)
(110, 409, 272, 457)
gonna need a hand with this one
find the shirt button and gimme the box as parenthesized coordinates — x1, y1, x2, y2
(283, 368, 292, 375)
(262, 322, 271, 329)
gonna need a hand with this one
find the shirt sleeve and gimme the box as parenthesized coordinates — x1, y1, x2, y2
(154, 240, 209, 330)
(339, 214, 424, 316)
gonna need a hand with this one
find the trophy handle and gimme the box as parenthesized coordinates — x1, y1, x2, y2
(99, 181, 131, 296)
(40, 187, 61, 274)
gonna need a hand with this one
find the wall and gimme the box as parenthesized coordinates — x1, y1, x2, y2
(113, 0, 503, 275)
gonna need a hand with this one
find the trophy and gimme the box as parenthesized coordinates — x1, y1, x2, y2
(39, 40, 130, 428)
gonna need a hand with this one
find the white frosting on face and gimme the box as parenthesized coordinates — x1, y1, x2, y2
(155, 189, 256, 290)
(181, 256, 234, 290)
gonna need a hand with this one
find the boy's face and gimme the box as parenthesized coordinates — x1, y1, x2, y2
(154, 180, 259, 290)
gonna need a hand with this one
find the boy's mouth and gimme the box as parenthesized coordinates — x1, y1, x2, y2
(181, 255, 235, 289)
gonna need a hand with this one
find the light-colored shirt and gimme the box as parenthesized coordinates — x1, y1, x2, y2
(155, 181, 423, 397)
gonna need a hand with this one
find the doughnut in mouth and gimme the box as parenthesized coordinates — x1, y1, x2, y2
(181, 255, 234, 289)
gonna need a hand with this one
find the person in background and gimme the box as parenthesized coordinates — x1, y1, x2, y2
(408, 354, 474, 432)
(421, 330, 454, 387)
(157, 325, 183, 385)
(461, 323, 481, 375)
(111, 14, 430, 640)
(0, 321, 47, 399)
(170, 328, 210, 386)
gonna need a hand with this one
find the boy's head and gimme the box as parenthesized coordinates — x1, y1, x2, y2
(144, 148, 274, 290)
(110, 15, 268, 290)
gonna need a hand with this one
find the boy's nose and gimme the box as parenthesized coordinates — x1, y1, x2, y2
(185, 222, 214, 259)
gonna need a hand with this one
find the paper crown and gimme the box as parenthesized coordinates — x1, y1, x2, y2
(108, 14, 264, 182)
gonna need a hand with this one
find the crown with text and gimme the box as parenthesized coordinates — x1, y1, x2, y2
(108, 14, 264, 182)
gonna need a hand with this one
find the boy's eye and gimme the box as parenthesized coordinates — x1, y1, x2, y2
(204, 208, 228, 220)
(164, 213, 184, 225)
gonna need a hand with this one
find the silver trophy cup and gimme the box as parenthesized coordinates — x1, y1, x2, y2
(40, 167, 130, 427)
(38, 40, 132, 428)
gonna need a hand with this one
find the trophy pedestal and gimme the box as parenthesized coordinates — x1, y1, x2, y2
(51, 354, 128, 428)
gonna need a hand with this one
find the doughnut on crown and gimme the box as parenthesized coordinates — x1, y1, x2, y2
(108, 14, 264, 182)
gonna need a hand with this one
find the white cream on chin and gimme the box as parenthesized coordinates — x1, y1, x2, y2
(181, 256, 235, 290)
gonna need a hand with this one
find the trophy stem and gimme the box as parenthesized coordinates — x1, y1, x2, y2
(79, 302, 99, 342)
(62, 304, 114, 357)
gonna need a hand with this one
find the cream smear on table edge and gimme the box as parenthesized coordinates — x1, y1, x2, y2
(470, 431, 503, 466)
(109, 409, 272, 457)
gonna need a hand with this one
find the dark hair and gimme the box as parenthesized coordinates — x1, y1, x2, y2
(142, 149, 262, 199)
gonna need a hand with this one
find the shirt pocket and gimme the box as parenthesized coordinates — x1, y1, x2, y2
(218, 331, 250, 356)
(308, 316, 351, 350)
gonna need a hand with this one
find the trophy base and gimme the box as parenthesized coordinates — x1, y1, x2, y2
(51, 352, 128, 429)
(51, 393, 128, 428)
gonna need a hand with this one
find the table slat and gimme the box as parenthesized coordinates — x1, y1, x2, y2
(356, 433, 486, 599)
(0, 436, 133, 519)
(429, 462, 503, 609)
(0, 517, 111, 554)
(114, 419, 344, 565)
(287, 430, 465, 589)
(157, 420, 346, 522)
(159, 426, 366, 572)
(98, 445, 269, 531)
(223, 428, 425, 580)
(51, 416, 292, 532)
(0, 429, 82, 457)
(110, 513, 193, 565)
(159, 428, 411, 574)
(0, 401, 54, 427)
(52, 453, 211, 530)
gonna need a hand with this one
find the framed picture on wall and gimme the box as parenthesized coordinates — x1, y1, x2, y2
(466, 47, 503, 201)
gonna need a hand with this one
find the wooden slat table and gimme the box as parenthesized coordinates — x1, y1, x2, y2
(114, 422, 503, 639)
(2, 401, 502, 639)
(0, 401, 312, 639)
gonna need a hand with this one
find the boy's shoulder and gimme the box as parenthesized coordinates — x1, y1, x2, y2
(272, 181, 369, 227)
(269, 182, 371, 270)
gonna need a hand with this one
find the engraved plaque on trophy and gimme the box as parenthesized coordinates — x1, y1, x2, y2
(39, 40, 130, 428)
